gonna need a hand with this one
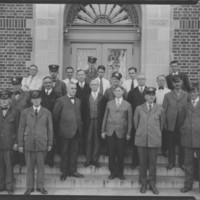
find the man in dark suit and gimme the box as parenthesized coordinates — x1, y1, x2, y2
(82, 79, 106, 168)
(127, 73, 148, 169)
(18, 90, 53, 195)
(48, 64, 67, 97)
(53, 82, 84, 181)
(163, 75, 188, 170)
(41, 76, 59, 167)
(166, 60, 190, 92)
(101, 85, 132, 180)
(0, 90, 20, 195)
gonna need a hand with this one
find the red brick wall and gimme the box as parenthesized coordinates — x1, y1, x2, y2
(0, 4, 33, 90)
(171, 0, 200, 84)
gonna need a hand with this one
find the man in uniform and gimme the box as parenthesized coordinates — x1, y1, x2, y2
(134, 87, 165, 194)
(0, 91, 19, 195)
(18, 90, 53, 195)
(85, 56, 98, 84)
(53, 82, 84, 181)
(48, 64, 67, 97)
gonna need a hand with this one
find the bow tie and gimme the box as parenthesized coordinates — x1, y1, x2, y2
(158, 86, 164, 90)
(14, 91, 20, 95)
(69, 97, 75, 100)
(1, 107, 8, 111)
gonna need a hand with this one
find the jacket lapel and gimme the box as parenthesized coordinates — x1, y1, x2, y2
(37, 107, 44, 119)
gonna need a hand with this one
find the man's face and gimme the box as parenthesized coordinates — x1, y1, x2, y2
(114, 87, 124, 98)
(31, 98, 41, 107)
(67, 84, 77, 97)
(145, 94, 156, 103)
(0, 98, 10, 108)
(111, 77, 120, 86)
(171, 63, 179, 73)
(12, 84, 21, 92)
(157, 76, 166, 87)
(66, 69, 74, 79)
(49, 71, 58, 79)
(77, 71, 86, 82)
(88, 62, 95, 69)
(190, 89, 199, 100)
(29, 66, 38, 77)
(172, 80, 182, 90)
(44, 78, 53, 90)
(90, 81, 99, 92)
(129, 69, 137, 80)
(137, 75, 146, 86)
(98, 69, 105, 79)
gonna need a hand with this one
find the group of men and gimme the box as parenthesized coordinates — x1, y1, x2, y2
(0, 56, 199, 196)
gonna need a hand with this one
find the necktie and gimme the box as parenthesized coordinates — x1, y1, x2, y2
(117, 99, 120, 108)
(140, 87, 143, 93)
(46, 90, 49, 95)
(35, 109, 38, 116)
(149, 104, 152, 112)
(99, 79, 103, 95)
(131, 80, 134, 90)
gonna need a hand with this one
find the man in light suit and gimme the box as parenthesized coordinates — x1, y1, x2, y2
(166, 60, 190, 92)
(180, 84, 200, 193)
(53, 82, 84, 181)
(18, 90, 53, 195)
(82, 79, 106, 167)
(122, 67, 138, 93)
(21, 65, 43, 92)
(101, 85, 132, 180)
(163, 75, 188, 170)
(94, 65, 110, 95)
(134, 87, 165, 194)
(48, 64, 67, 97)
(127, 73, 148, 169)
(63, 66, 78, 85)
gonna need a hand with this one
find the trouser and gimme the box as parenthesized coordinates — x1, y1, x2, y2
(107, 132, 125, 176)
(184, 147, 200, 188)
(60, 131, 79, 175)
(86, 118, 100, 163)
(137, 146, 158, 186)
(0, 150, 14, 190)
(45, 147, 54, 166)
(25, 151, 46, 189)
(161, 129, 168, 154)
(131, 129, 139, 166)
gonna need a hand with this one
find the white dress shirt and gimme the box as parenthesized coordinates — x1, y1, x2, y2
(155, 87, 171, 106)
(45, 88, 52, 95)
(63, 77, 78, 86)
(192, 97, 199, 107)
(33, 105, 41, 114)
(22, 75, 43, 91)
(122, 79, 138, 93)
(95, 77, 110, 95)
(115, 97, 123, 108)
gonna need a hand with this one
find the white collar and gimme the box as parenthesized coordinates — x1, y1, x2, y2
(45, 88, 52, 94)
(115, 97, 123, 104)
(172, 71, 178, 75)
(33, 105, 41, 112)
(192, 97, 199, 103)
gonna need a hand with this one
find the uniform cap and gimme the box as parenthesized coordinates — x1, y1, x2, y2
(88, 56, 97, 64)
(30, 90, 41, 99)
(171, 74, 182, 83)
(112, 72, 122, 80)
(11, 77, 23, 85)
(48, 65, 59, 72)
(145, 87, 156, 95)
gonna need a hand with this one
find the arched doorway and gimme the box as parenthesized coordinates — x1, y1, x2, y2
(63, 4, 142, 79)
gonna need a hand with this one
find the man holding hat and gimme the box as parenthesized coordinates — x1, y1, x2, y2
(180, 83, 200, 193)
(104, 72, 127, 102)
(134, 87, 165, 194)
(18, 90, 53, 195)
(48, 64, 67, 97)
(85, 56, 98, 84)
(0, 90, 20, 195)
(163, 74, 188, 170)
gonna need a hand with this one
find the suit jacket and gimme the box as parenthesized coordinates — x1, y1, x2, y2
(181, 100, 200, 148)
(127, 86, 147, 114)
(166, 72, 190, 92)
(53, 95, 82, 139)
(162, 89, 188, 131)
(134, 103, 165, 148)
(11, 90, 30, 112)
(122, 79, 138, 93)
(101, 99, 132, 139)
(0, 106, 20, 150)
(76, 82, 91, 101)
(18, 107, 53, 151)
(82, 93, 106, 135)
(52, 79, 67, 97)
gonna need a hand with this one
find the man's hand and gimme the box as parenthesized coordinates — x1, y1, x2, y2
(47, 146, 52, 152)
(101, 132, 106, 139)
(126, 135, 131, 141)
(18, 147, 23, 153)
(13, 144, 18, 151)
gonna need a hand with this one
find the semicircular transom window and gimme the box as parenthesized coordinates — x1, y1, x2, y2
(72, 4, 138, 26)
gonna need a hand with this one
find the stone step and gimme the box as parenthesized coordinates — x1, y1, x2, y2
(14, 163, 185, 177)
(14, 174, 199, 189)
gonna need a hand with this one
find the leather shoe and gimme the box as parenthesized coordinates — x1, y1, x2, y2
(150, 185, 159, 194)
(7, 189, 14, 195)
(140, 185, 146, 194)
(71, 172, 84, 178)
(24, 188, 34, 195)
(118, 175, 125, 180)
(60, 174, 67, 181)
(167, 163, 175, 170)
(180, 187, 192, 193)
(108, 174, 115, 180)
(37, 188, 48, 194)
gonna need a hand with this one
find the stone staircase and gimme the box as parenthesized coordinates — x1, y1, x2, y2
(7, 151, 199, 199)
